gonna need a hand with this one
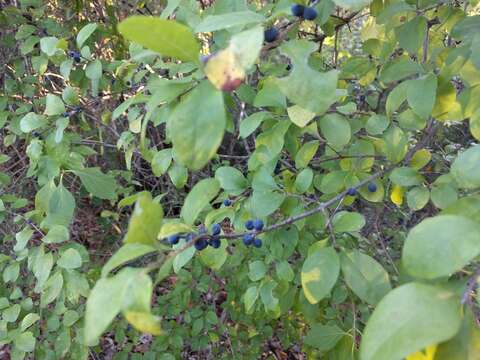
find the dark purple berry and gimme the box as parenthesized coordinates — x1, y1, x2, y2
(253, 219, 264, 231)
(291, 4, 305, 17)
(194, 237, 208, 251)
(346, 188, 357, 196)
(264, 27, 279, 43)
(243, 234, 254, 246)
(253, 238, 263, 248)
(73, 55, 81, 63)
(223, 199, 232, 206)
(303, 7, 318, 20)
(368, 183, 377, 193)
(168, 234, 180, 245)
(211, 223, 221, 236)
(209, 237, 221, 249)
(245, 220, 255, 230)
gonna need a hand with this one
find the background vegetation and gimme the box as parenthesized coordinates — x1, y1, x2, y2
(1, 0, 480, 359)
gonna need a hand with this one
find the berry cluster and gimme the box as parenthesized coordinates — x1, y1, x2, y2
(242, 219, 264, 248)
(167, 223, 222, 251)
(67, 50, 81, 63)
(346, 183, 377, 196)
(291, 3, 318, 20)
(62, 106, 82, 118)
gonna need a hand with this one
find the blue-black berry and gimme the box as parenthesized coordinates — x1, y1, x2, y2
(198, 225, 207, 235)
(73, 55, 81, 63)
(211, 223, 221, 236)
(346, 187, 357, 196)
(245, 220, 255, 230)
(253, 238, 263, 248)
(291, 3, 305, 17)
(209, 237, 221, 249)
(62, 112, 70, 117)
(168, 234, 180, 245)
(264, 27, 279, 43)
(195, 238, 208, 251)
(223, 199, 232, 206)
(303, 7, 317, 20)
(243, 233, 254, 246)
(253, 219, 264, 231)
(368, 183, 377, 193)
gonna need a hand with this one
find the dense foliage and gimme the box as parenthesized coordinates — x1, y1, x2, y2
(1, 0, 480, 359)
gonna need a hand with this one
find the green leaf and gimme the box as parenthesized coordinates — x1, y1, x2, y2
(249, 261, 267, 282)
(76, 23, 98, 48)
(275, 40, 338, 115)
(43, 225, 69, 244)
(151, 149, 172, 176)
(451, 145, 480, 189)
(14, 331, 36, 352)
(40, 271, 63, 307)
(85, 267, 143, 345)
(194, 11, 265, 33)
(319, 113, 351, 149)
(3, 263, 19, 283)
(360, 283, 462, 360)
(304, 323, 345, 351)
(239, 111, 268, 138)
(123, 194, 163, 245)
(168, 162, 188, 188)
(20, 112, 46, 133)
(244, 286, 259, 313)
(287, 105, 316, 128)
(248, 190, 285, 218)
(293, 167, 313, 193)
(389, 167, 424, 186)
(57, 248, 82, 269)
(85, 59, 102, 80)
(301, 247, 340, 304)
(43, 183, 75, 228)
(102, 244, 156, 277)
(170, 81, 226, 170)
(395, 16, 427, 54)
(215, 166, 248, 194)
(181, 178, 220, 225)
(379, 56, 423, 84)
(118, 16, 200, 62)
(340, 250, 391, 305)
(332, 211, 365, 233)
(21, 313, 40, 331)
(73, 167, 117, 200)
(199, 239, 228, 270)
(228, 26, 263, 70)
(3, 304, 20, 322)
(402, 215, 480, 279)
(435, 309, 480, 360)
(383, 126, 408, 164)
(406, 74, 438, 119)
(406, 186, 430, 210)
(295, 140, 320, 169)
(259, 279, 280, 314)
(40, 37, 59, 56)
(431, 184, 458, 209)
(173, 240, 195, 273)
(365, 114, 389, 135)
(44, 94, 66, 116)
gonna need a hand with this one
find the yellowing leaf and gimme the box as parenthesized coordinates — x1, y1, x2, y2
(204, 48, 245, 91)
(124, 311, 163, 335)
(406, 345, 437, 360)
(391, 184, 404, 206)
(410, 149, 432, 170)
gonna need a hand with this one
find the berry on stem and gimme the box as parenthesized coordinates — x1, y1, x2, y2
(223, 199, 232, 206)
(291, 3, 305, 17)
(212, 223, 221, 236)
(168, 234, 180, 245)
(209, 237, 221, 249)
(253, 238, 263, 248)
(303, 7, 318, 20)
(346, 187, 357, 196)
(264, 27, 279, 43)
(368, 182, 377, 193)
(245, 220, 255, 230)
(243, 234, 254, 246)
(195, 237, 208, 251)
(253, 219, 264, 231)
